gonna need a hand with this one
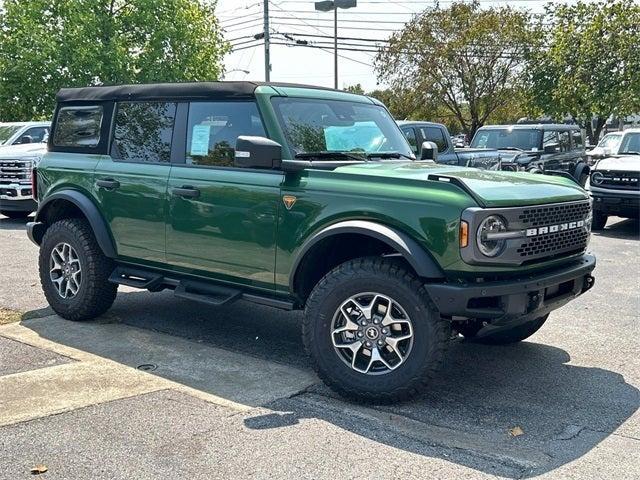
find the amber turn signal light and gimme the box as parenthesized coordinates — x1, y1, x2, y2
(460, 221, 469, 248)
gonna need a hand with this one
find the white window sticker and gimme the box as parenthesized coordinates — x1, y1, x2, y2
(190, 125, 210, 156)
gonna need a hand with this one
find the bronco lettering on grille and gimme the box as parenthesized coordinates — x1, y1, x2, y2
(525, 220, 585, 237)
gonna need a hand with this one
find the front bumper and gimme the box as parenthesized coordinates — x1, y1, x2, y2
(590, 188, 640, 218)
(0, 183, 36, 212)
(426, 254, 596, 322)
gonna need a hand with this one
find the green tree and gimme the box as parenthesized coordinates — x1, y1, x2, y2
(0, 0, 229, 120)
(375, 1, 534, 138)
(525, 0, 640, 144)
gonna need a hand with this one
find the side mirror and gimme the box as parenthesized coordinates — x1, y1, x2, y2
(420, 141, 438, 161)
(18, 135, 33, 144)
(543, 143, 559, 154)
(235, 136, 282, 169)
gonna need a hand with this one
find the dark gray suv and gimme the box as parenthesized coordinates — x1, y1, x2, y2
(471, 123, 590, 185)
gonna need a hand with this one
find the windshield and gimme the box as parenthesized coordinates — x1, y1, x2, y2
(0, 125, 21, 145)
(470, 128, 541, 151)
(619, 132, 640, 154)
(597, 133, 623, 151)
(271, 97, 413, 158)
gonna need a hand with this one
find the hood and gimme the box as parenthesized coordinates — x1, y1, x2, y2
(0, 142, 47, 158)
(335, 161, 588, 208)
(594, 155, 640, 173)
(496, 150, 539, 164)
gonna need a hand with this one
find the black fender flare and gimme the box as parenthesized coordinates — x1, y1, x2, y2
(290, 220, 444, 292)
(573, 162, 590, 181)
(34, 190, 117, 258)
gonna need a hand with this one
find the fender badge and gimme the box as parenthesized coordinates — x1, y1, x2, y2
(282, 195, 297, 210)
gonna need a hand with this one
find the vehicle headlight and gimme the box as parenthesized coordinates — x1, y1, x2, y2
(476, 215, 508, 257)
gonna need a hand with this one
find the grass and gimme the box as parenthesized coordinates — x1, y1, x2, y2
(0, 307, 22, 325)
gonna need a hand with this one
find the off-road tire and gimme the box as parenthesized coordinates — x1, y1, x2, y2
(303, 257, 449, 403)
(1, 210, 31, 219)
(591, 212, 608, 231)
(578, 172, 589, 187)
(467, 314, 549, 345)
(39, 218, 117, 321)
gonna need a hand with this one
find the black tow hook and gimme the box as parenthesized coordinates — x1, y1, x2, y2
(584, 275, 595, 292)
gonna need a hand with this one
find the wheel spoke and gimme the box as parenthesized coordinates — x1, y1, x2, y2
(49, 242, 82, 299)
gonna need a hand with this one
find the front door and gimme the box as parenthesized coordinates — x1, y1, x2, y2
(94, 101, 177, 264)
(165, 100, 282, 291)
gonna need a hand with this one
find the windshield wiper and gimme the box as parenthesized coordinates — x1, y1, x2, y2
(500, 147, 524, 151)
(295, 151, 367, 162)
(365, 152, 415, 161)
(621, 151, 640, 155)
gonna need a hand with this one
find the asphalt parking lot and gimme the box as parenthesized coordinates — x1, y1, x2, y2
(0, 213, 638, 479)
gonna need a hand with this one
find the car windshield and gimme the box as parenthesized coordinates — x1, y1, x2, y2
(0, 125, 21, 145)
(597, 133, 623, 151)
(470, 128, 541, 151)
(619, 132, 640, 154)
(271, 97, 413, 158)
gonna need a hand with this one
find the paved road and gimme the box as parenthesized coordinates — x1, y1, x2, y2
(0, 213, 638, 479)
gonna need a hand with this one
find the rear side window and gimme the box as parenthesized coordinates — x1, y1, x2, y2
(111, 102, 177, 163)
(420, 127, 448, 152)
(401, 127, 418, 154)
(53, 106, 103, 148)
(185, 101, 265, 168)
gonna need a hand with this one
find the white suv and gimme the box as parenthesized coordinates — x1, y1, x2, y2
(0, 143, 46, 219)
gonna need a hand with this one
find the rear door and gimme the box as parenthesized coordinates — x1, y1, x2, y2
(93, 101, 177, 264)
(165, 100, 282, 291)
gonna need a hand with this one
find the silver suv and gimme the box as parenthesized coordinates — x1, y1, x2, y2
(0, 143, 45, 218)
(0, 121, 50, 147)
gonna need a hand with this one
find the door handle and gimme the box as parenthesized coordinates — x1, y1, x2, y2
(95, 178, 120, 190)
(171, 186, 200, 199)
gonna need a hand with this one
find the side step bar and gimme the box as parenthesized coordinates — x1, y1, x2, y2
(174, 281, 241, 307)
(108, 265, 294, 310)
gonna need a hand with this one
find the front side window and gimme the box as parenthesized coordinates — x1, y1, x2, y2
(271, 97, 412, 158)
(22, 127, 49, 143)
(542, 130, 559, 151)
(619, 132, 640, 154)
(111, 102, 176, 163)
(186, 101, 265, 167)
(471, 128, 541, 151)
(572, 131, 584, 149)
(53, 106, 103, 148)
(401, 127, 418, 154)
(420, 126, 448, 152)
(0, 125, 21, 145)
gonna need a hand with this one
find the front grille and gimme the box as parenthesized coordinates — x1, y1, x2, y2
(517, 228, 590, 259)
(518, 202, 591, 227)
(594, 170, 640, 190)
(0, 158, 32, 184)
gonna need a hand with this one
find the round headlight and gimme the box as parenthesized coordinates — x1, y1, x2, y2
(476, 215, 508, 257)
(591, 171, 604, 185)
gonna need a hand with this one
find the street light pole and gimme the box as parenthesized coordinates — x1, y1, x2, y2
(315, 0, 357, 90)
(334, 7, 338, 89)
(264, 0, 271, 81)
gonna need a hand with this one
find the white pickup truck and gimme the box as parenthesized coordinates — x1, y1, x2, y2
(0, 143, 45, 218)
(0, 121, 50, 147)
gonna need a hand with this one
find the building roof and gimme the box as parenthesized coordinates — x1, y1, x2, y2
(56, 81, 340, 103)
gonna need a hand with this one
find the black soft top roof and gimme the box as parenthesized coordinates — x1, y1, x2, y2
(56, 81, 336, 103)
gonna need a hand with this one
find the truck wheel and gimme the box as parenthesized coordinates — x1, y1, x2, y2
(303, 257, 449, 403)
(1, 210, 30, 219)
(591, 212, 608, 231)
(39, 218, 117, 321)
(466, 315, 548, 345)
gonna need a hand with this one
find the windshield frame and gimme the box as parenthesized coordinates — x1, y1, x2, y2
(270, 96, 414, 160)
(470, 128, 543, 151)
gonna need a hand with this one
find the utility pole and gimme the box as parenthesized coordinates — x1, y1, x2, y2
(263, 0, 271, 81)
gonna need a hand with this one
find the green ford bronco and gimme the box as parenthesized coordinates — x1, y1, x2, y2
(27, 82, 596, 402)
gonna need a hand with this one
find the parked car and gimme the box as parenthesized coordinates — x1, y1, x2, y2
(28, 82, 595, 403)
(587, 128, 640, 161)
(0, 121, 50, 147)
(587, 131, 640, 229)
(470, 124, 590, 185)
(398, 121, 501, 169)
(0, 142, 45, 218)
